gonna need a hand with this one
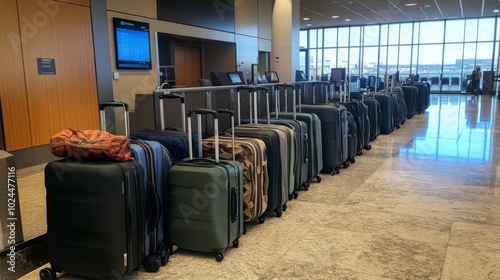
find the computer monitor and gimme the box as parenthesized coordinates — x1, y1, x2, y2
(265, 71, 280, 83)
(295, 70, 308, 82)
(330, 68, 346, 82)
(227, 72, 246, 85)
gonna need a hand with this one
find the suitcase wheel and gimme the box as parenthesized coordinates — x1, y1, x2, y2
(343, 162, 350, 169)
(276, 207, 284, 216)
(215, 252, 224, 262)
(350, 158, 356, 164)
(39, 267, 57, 280)
(288, 193, 294, 201)
(357, 150, 363, 156)
(315, 176, 322, 183)
(144, 255, 161, 272)
(303, 183, 310, 191)
(243, 226, 248, 234)
(258, 216, 265, 224)
(232, 239, 239, 248)
(161, 249, 170, 266)
(293, 191, 299, 199)
(365, 145, 372, 150)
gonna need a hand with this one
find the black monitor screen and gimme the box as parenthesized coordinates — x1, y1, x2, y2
(265, 71, 280, 83)
(330, 68, 346, 82)
(295, 70, 308, 82)
(113, 18, 152, 70)
(227, 72, 245, 85)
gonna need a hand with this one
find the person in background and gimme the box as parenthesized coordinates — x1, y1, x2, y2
(471, 65, 482, 96)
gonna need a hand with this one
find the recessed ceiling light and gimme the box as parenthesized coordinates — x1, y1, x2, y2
(405, 3, 417, 6)
(307, 24, 312, 26)
(494, 9, 499, 13)
(424, 4, 431, 7)
(332, 15, 339, 18)
(345, 19, 351, 22)
(303, 17, 310, 20)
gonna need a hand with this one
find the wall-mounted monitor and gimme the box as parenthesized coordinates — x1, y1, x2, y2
(265, 71, 280, 83)
(227, 72, 246, 85)
(295, 70, 308, 82)
(330, 68, 346, 82)
(113, 18, 152, 70)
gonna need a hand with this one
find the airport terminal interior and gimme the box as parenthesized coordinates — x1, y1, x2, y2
(1, 0, 500, 279)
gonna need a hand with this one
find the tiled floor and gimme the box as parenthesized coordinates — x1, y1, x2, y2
(19, 94, 500, 279)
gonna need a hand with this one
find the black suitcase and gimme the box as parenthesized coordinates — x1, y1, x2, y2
(363, 96, 381, 141)
(299, 103, 348, 175)
(43, 160, 145, 279)
(345, 111, 358, 165)
(412, 82, 430, 113)
(374, 93, 395, 134)
(401, 85, 418, 118)
(131, 93, 199, 161)
(391, 87, 408, 128)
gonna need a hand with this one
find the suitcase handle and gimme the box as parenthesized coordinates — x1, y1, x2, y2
(187, 109, 219, 162)
(215, 109, 235, 161)
(158, 93, 186, 132)
(236, 86, 256, 92)
(148, 182, 162, 233)
(99, 101, 130, 138)
(273, 83, 295, 90)
(251, 86, 270, 125)
(273, 84, 297, 120)
(230, 186, 238, 223)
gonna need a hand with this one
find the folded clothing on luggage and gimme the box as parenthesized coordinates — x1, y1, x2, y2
(50, 128, 131, 161)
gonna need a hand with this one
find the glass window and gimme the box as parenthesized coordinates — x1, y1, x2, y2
(380, 24, 388, 45)
(476, 42, 494, 71)
(362, 47, 379, 76)
(464, 19, 478, 42)
(299, 30, 308, 49)
(387, 46, 398, 72)
(398, 45, 412, 77)
(494, 42, 499, 73)
(308, 49, 321, 80)
(477, 18, 495, 42)
(420, 21, 444, 44)
(445, 20, 465, 43)
(350, 26, 361, 47)
(363, 25, 379, 46)
(411, 45, 418, 74)
(400, 23, 413, 45)
(443, 44, 464, 90)
(379, 46, 387, 73)
(418, 44, 443, 74)
(338, 27, 349, 47)
(338, 48, 349, 68)
(413, 22, 420, 44)
(299, 50, 307, 73)
(388, 24, 400, 45)
(323, 49, 337, 74)
(309, 29, 317, 48)
(317, 29, 324, 48)
(349, 47, 360, 74)
(462, 43, 476, 78)
(324, 28, 337, 47)
(497, 18, 500, 41)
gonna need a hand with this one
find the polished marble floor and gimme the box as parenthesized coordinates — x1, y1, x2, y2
(19, 94, 500, 279)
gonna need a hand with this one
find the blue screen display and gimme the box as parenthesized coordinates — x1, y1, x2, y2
(113, 18, 152, 70)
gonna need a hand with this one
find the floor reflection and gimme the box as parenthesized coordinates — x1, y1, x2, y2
(400, 94, 498, 164)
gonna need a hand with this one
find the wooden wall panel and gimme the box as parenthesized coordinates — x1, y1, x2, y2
(0, 0, 32, 151)
(55, 0, 89, 6)
(174, 46, 201, 87)
(18, 0, 99, 146)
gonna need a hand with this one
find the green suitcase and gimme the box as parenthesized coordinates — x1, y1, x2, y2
(168, 109, 243, 262)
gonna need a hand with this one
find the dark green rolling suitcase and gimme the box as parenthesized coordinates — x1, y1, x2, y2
(168, 109, 243, 262)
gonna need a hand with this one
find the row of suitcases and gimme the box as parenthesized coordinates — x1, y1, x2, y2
(41, 79, 415, 279)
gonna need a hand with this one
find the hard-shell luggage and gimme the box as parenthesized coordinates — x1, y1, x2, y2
(401, 85, 418, 118)
(299, 103, 348, 175)
(43, 160, 145, 280)
(232, 86, 289, 220)
(391, 86, 407, 128)
(363, 95, 381, 141)
(271, 84, 323, 183)
(168, 109, 244, 262)
(131, 93, 199, 161)
(101, 102, 172, 271)
(412, 82, 430, 113)
(374, 93, 395, 134)
(345, 111, 358, 165)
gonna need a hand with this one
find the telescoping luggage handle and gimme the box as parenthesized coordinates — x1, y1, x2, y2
(99, 101, 130, 138)
(338, 79, 350, 102)
(187, 109, 220, 162)
(273, 83, 298, 120)
(236, 86, 256, 125)
(158, 93, 186, 132)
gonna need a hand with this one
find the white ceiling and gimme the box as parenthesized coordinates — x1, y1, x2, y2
(300, 0, 500, 28)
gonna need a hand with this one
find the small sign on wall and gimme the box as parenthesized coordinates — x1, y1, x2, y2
(37, 58, 56, 75)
